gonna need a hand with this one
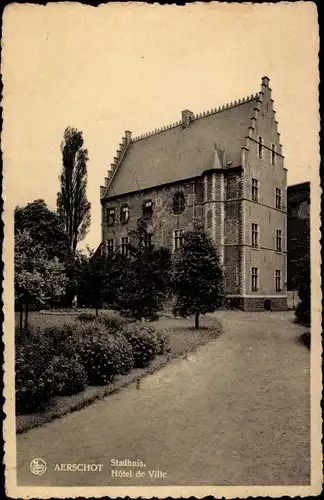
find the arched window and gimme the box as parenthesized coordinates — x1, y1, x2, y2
(173, 192, 185, 214)
(120, 204, 129, 224)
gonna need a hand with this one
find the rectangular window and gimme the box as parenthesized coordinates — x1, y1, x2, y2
(251, 223, 259, 248)
(226, 176, 237, 199)
(258, 136, 263, 159)
(120, 205, 129, 224)
(107, 207, 115, 226)
(275, 188, 282, 209)
(251, 267, 259, 292)
(121, 237, 129, 256)
(173, 229, 184, 251)
(140, 232, 153, 249)
(275, 270, 282, 292)
(276, 229, 282, 252)
(271, 144, 276, 165)
(143, 200, 153, 220)
(107, 239, 114, 256)
(173, 192, 185, 214)
(252, 178, 259, 202)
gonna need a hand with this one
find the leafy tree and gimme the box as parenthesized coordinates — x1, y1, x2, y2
(15, 230, 68, 329)
(172, 223, 225, 329)
(112, 220, 171, 321)
(295, 220, 311, 325)
(15, 200, 71, 262)
(57, 127, 91, 255)
(77, 247, 110, 316)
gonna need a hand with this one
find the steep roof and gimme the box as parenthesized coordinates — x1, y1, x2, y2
(103, 92, 260, 199)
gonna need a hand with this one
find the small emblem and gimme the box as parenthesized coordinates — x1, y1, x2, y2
(30, 458, 47, 475)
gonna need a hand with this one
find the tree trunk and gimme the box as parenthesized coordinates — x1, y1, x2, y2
(95, 306, 99, 317)
(24, 300, 29, 329)
(195, 311, 200, 330)
(19, 306, 23, 332)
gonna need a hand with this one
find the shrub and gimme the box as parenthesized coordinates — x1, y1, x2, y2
(15, 336, 58, 414)
(123, 324, 162, 368)
(111, 333, 135, 375)
(47, 355, 88, 395)
(76, 312, 97, 322)
(95, 316, 129, 334)
(43, 323, 80, 358)
(295, 300, 311, 326)
(77, 324, 134, 385)
(155, 329, 171, 356)
(15, 325, 46, 347)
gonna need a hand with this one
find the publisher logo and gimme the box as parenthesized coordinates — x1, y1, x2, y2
(30, 458, 47, 475)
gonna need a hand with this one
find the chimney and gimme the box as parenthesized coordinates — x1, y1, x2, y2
(181, 109, 194, 129)
(261, 76, 270, 87)
(125, 130, 132, 143)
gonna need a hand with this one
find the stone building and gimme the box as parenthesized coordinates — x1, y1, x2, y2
(100, 76, 287, 311)
(287, 181, 310, 292)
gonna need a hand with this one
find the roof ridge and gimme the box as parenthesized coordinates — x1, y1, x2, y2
(131, 92, 259, 142)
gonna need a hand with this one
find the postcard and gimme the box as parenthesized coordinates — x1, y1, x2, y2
(2, 2, 322, 498)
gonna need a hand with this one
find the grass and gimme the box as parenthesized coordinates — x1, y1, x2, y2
(15, 308, 223, 433)
(15, 308, 117, 329)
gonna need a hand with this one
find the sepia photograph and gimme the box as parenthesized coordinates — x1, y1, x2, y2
(2, 2, 321, 498)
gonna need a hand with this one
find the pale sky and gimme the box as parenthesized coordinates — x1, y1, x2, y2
(2, 2, 319, 250)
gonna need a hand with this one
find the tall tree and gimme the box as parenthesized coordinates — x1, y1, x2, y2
(15, 200, 71, 262)
(57, 127, 91, 255)
(172, 223, 225, 329)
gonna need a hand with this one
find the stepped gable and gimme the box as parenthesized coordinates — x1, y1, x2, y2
(102, 80, 268, 199)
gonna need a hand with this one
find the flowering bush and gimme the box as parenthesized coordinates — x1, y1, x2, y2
(15, 336, 58, 414)
(47, 355, 88, 395)
(15, 317, 169, 415)
(123, 325, 163, 368)
(154, 329, 171, 356)
(43, 323, 79, 358)
(77, 324, 134, 385)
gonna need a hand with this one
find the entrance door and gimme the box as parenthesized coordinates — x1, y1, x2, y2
(264, 299, 271, 311)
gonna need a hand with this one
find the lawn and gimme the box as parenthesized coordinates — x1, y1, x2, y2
(15, 308, 223, 358)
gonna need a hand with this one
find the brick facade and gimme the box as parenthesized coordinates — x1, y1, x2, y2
(100, 77, 288, 311)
